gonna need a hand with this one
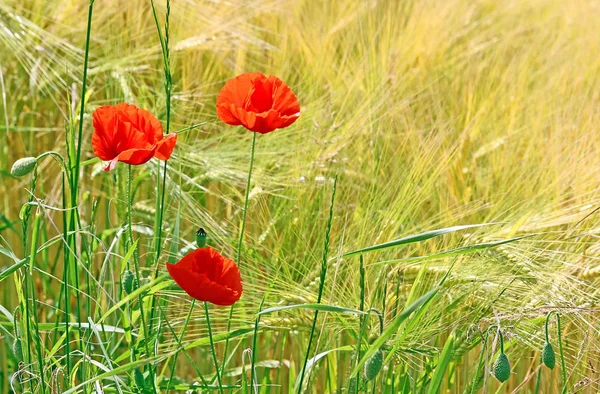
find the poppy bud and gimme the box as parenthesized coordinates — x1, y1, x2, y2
(122, 270, 138, 294)
(11, 157, 37, 177)
(493, 353, 510, 383)
(12, 339, 23, 361)
(543, 342, 556, 369)
(196, 227, 207, 248)
(363, 349, 383, 381)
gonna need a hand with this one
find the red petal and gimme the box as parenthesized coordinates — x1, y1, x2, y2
(216, 103, 241, 126)
(154, 133, 177, 161)
(271, 78, 300, 117)
(166, 248, 242, 306)
(115, 147, 156, 166)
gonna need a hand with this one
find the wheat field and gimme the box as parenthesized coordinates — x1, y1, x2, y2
(1, 0, 600, 393)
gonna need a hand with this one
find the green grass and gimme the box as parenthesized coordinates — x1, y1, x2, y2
(2, 0, 600, 392)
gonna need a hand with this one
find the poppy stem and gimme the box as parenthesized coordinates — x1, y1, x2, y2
(297, 175, 338, 393)
(222, 132, 257, 373)
(204, 302, 225, 394)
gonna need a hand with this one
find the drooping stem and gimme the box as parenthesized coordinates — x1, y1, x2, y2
(204, 302, 224, 394)
(297, 176, 338, 394)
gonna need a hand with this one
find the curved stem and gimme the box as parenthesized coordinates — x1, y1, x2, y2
(204, 302, 224, 394)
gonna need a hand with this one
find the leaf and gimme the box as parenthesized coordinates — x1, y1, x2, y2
(0, 259, 26, 284)
(342, 223, 501, 257)
(426, 334, 455, 394)
(259, 303, 367, 316)
(374, 235, 534, 265)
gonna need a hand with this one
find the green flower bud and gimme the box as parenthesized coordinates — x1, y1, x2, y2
(122, 270, 138, 294)
(543, 342, 556, 369)
(363, 349, 383, 381)
(196, 227, 207, 248)
(11, 157, 37, 177)
(493, 353, 511, 383)
(12, 339, 23, 361)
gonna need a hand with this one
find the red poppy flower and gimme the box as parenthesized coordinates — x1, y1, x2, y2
(217, 72, 300, 134)
(92, 103, 177, 171)
(166, 247, 242, 306)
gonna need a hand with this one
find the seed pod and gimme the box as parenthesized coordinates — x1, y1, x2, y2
(543, 342, 556, 369)
(12, 339, 23, 361)
(493, 353, 511, 383)
(363, 349, 383, 381)
(11, 157, 37, 177)
(122, 270, 138, 294)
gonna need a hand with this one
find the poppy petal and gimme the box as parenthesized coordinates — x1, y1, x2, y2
(115, 147, 156, 166)
(166, 247, 242, 306)
(154, 133, 177, 161)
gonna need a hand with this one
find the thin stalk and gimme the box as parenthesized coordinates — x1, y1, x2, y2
(61, 174, 71, 381)
(297, 176, 338, 394)
(556, 313, 567, 394)
(204, 302, 224, 394)
(249, 297, 266, 394)
(534, 356, 542, 394)
(470, 325, 499, 394)
(165, 299, 203, 392)
(126, 165, 154, 388)
(222, 132, 257, 371)
(27, 212, 46, 393)
(355, 255, 365, 394)
(72, 0, 95, 194)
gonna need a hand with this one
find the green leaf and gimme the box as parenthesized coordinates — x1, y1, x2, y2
(374, 235, 534, 265)
(342, 223, 500, 257)
(426, 334, 455, 394)
(0, 259, 26, 284)
(259, 303, 367, 316)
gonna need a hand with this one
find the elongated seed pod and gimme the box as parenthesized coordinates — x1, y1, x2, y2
(493, 353, 511, 383)
(543, 342, 556, 369)
(363, 349, 383, 381)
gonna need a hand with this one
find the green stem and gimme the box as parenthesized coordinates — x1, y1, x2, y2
(534, 356, 542, 394)
(249, 297, 265, 394)
(222, 132, 257, 372)
(166, 299, 199, 392)
(126, 165, 154, 387)
(355, 254, 365, 394)
(297, 176, 338, 394)
(470, 325, 499, 394)
(555, 313, 567, 394)
(204, 302, 224, 394)
(28, 212, 46, 393)
(72, 0, 94, 195)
